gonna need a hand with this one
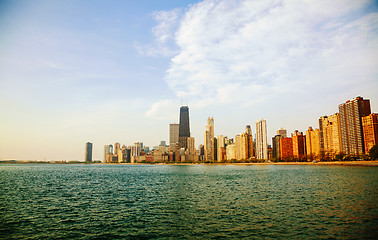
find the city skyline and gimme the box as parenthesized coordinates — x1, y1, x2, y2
(1, 0, 377, 161)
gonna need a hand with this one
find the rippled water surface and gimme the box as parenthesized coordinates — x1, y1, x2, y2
(0, 164, 377, 239)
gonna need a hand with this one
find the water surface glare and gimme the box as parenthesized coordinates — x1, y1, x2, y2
(0, 164, 377, 239)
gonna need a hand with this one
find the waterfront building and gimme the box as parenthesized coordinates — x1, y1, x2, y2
(204, 117, 215, 161)
(280, 137, 293, 160)
(272, 135, 283, 159)
(240, 133, 250, 160)
(319, 113, 342, 157)
(292, 130, 306, 159)
(178, 106, 190, 149)
(277, 128, 287, 138)
(104, 144, 113, 162)
(338, 96, 371, 155)
(362, 113, 378, 153)
(85, 142, 93, 162)
(114, 142, 121, 157)
(169, 123, 179, 150)
(245, 125, 252, 135)
(187, 137, 196, 155)
(256, 119, 268, 160)
(235, 134, 241, 160)
(226, 143, 236, 160)
(217, 135, 226, 162)
(131, 142, 142, 163)
(306, 127, 321, 160)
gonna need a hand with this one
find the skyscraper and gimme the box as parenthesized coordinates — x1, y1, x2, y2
(256, 119, 268, 160)
(292, 130, 305, 159)
(104, 144, 113, 162)
(306, 127, 321, 160)
(272, 127, 287, 160)
(362, 113, 378, 153)
(204, 117, 215, 161)
(85, 142, 93, 162)
(178, 106, 190, 149)
(339, 96, 371, 155)
(319, 113, 342, 157)
(169, 123, 179, 150)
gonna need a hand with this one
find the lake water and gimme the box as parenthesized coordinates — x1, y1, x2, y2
(0, 164, 377, 239)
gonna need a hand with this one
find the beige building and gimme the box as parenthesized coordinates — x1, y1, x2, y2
(362, 113, 378, 153)
(319, 113, 342, 157)
(217, 135, 227, 162)
(226, 144, 236, 160)
(235, 135, 241, 160)
(306, 127, 321, 159)
(204, 117, 215, 161)
(187, 137, 196, 155)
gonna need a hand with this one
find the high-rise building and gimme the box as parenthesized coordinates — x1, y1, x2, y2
(256, 119, 268, 160)
(362, 113, 378, 153)
(104, 144, 113, 162)
(339, 96, 371, 155)
(85, 142, 93, 162)
(235, 134, 241, 160)
(114, 142, 121, 157)
(306, 127, 321, 159)
(217, 135, 226, 162)
(226, 143, 236, 160)
(169, 123, 179, 150)
(292, 130, 306, 159)
(187, 137, 196, 155)
(280, 137, 293, 160)
(319, 113, 342, 157)
(272, 135, 283, 159)
(179, 106, 190, 149)
(277, 128, 287, 138)
(245, 125, 252, 135)
(204, 117, 215, 161)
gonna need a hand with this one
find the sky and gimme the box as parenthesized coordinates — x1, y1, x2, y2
(0, 0, 377, 161)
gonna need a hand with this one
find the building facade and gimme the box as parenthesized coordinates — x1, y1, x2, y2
(292, 130, 306, 159)
(169, 123, 179, 150)
(319, 113, 342, 157)
(85, 142, 93, 162)
(178, 106, 190, 150)
(362, 113, 378, 153)
(256, 119, 268, 160)
(204, 117, 215, 161)
(338, 96, 371, 156)
(306, 127, 321, 160)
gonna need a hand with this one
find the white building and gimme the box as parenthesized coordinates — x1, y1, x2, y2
(256, 119, 268, 160)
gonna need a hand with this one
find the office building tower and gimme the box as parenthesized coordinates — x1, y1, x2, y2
(235, 134, 241, 160)
(339, 96, 371, 155)
(277, 128, 287, 138)
(104, 144, 113, 162)
(272, 135, 283, 159)
(85, 142, 93, 162)
(114, 142, 121, 157)
(280, 137, 293, 160)
(187, 137, 196, 155)
(306, 127, 321, 159)
(319, 113, 342, 157)
(256, 119, 268, 160)
(226, 143, 236, 160)
(169, 123, 179, 150)
(292, 130, 305, 159)
(362, 113, 378, 153)
(245, 125, 252, 135)
(178, 106, 190, 149)
(217, 135, 226, 162)
(204, 117, 215, 161)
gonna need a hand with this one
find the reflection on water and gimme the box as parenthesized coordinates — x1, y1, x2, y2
(0, 164, 377, 239)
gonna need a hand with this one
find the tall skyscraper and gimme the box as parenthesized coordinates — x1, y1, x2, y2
(204, 117, 215, 161)
(339, 96, 371, 155)
(217, 135, 227, 162)
(85, 142, 93, 162)
(169, 123, 179, 150)
(114, 142, 121, 157)
(292, 130, 305, 159)
(256, 119, 268, 160)
(178, 106, 190, 149)
(362, 113, 378, 153)
(319, 113, 342, 157)
(306, 127, 321, 159)
(104, 144, 113, 162)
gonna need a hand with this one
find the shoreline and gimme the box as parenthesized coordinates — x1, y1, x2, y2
(1, 161, 377, 166)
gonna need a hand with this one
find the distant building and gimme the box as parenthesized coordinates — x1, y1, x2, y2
(256, 119, 268, 160)
(339, 96, 371, 156)
(319, 113, 342, 157)
(114, 142, 121, 157)
(362, 113, 378, 153)
(104, 144, 113, 162)
(272, 135, 283, 159)
(204, 117, 215, 161)
(235, 134, 241, 160)
(306, 127, 321, 160)
(226, 143, 236, 160)
(178, 106, 190, 149)
(280, 137, 293, 160)
(187, 137, 196, 155)
(217, 135, 227, 162)
(85, 142, 93, 162)
(292, 130, 306, 159)
(169, 123, 179, 150)
(277, 128, 287, 138)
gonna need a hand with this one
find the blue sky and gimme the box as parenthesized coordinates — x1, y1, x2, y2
(0, 0, 377, 161)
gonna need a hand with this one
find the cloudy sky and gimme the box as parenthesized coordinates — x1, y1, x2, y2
(0, 0, 377, 161)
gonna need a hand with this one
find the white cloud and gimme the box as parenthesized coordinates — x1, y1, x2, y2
(148, 0, 377, 109)
(145, 99, 177, 120)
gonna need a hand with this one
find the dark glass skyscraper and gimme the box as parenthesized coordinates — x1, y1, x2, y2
(85, 142, 93, 162)
(179, 106, 190, 149)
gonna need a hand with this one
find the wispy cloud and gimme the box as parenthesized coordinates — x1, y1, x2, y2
(145, 0, 377, 114)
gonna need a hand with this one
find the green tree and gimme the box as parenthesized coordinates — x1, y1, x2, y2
(369, 145, 378, 160)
